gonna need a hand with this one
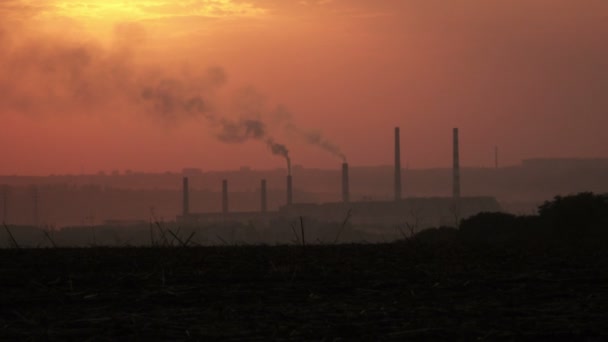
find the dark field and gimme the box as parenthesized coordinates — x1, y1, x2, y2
(2, 243, 608, 340)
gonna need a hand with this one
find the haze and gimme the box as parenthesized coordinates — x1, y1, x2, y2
(1, 0, 607, 175)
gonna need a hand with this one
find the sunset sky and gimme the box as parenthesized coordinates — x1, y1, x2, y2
(1, 0, 607, 175)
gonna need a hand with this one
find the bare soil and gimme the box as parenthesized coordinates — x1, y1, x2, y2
(1, 243, 607, 340)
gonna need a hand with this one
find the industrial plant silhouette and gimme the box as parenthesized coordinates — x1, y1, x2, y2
(178, 127, 499, 228)
(2, 127, 608, 341)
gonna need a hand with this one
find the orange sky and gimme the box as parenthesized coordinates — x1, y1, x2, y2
(1, 0, 607, 175)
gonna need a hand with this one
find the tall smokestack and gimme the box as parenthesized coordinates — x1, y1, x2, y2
(453, 128, 461, 199)
(286, 175, 293, 205)
(342, 162, 350, 203)
(222, 179, 229, 213)
(182, 177, 190, 216)
(261, 179, 267, 213)
(394, 127, 402, 201)
(32, 186, 39, 227)
(2, 185, 8, 224)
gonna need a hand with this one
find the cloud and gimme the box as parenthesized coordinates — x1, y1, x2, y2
(0, 2, 230, 121)
(20, 0, 268, 23)
(0, 5, 293, 168)
(0, 21, 143, 117)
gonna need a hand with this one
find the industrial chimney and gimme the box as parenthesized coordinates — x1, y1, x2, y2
(453, 128, 461, 199)
(2, 185, 8, 224)
(32, 186, 39, 227)
(286, 175, 293, 205)
(394, 127, 402, 201)
(222, 179, 229, 213)
(261, 179, 267, 213)
(342, 162, 350, 203)
(182, 177, 190, 216)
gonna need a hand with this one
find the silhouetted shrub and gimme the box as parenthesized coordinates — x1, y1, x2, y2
(538, 192, 608, 241)
(459, 212, 529, 244)
(413, 226, 458, 244)
(456, 194, 608, 245)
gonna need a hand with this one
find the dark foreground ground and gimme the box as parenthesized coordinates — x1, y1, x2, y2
(1, 242, 608, 340)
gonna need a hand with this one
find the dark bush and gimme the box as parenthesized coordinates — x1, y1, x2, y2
(538, 192, 608, 241)
(413, 226, 459, 244)
(457, 193, 608, 245)
(459, 212, 527, 244)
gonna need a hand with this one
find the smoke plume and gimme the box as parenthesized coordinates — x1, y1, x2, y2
(139, 73, 222, 123)
(272, 106, 347, 162)
(266, 138, 291, 174)
(228, 88, 346, 163)
(216, 117, 291, 172)
(217, 118, 265, 143)
(0, 17, 292, 169)
(299, 129, 346, 162)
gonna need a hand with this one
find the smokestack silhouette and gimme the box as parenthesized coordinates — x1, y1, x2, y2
(182, 177, 190, 216)
(2, 185, 8, 224)
(286, 175, 293, 205)
(342, 163, 350, 203)
(453, 128, 461, 199)
(32, 186, 39, 227)
(261, 179, 267, 213)
(394, 127, 402, 201)
(222, 179, 229, 213)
